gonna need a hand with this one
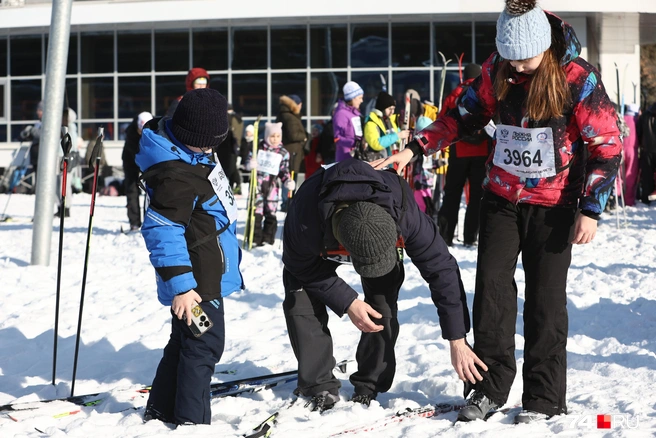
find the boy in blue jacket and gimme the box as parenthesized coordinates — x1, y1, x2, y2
(136, 88, 243, 425)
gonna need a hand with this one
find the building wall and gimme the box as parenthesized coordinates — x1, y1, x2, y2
(0, 2, 649, 166)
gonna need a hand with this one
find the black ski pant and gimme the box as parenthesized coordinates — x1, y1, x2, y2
(472, 193, 574, 416)
(146, 298, 225, 425)
(639, 149, 656, 203)
(437, 156, 486, 245)
(123, 165, 141, 228)
(282, 262, 404, 398)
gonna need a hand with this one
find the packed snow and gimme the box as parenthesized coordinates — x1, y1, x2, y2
(0, 189, 655, 437)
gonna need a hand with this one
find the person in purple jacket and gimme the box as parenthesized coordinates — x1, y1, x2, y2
(282, 159, 486, 412)
(333, 81, 365, 161)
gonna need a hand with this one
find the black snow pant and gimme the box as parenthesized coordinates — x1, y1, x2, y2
(123, 164, 141, 228)
(282, 262, 404, 398)
(146, 298, 225, 425)
(437, 155, 486, 245)
(639, 149, 656, 204)
(472, 193, 574, 416)
(252, 213, 277, 245)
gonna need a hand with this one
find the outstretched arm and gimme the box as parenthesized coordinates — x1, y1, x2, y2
(449, 338, 487, 384)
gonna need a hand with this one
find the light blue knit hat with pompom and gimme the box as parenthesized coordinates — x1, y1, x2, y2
(496, 0, 551, 61)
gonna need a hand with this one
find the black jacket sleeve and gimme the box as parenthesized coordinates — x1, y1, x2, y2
(399, 180, 470, 340)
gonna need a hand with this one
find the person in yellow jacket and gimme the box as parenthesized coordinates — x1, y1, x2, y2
(361, 92, 409, 161)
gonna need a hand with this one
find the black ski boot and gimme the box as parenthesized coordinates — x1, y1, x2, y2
(252, 213, 264, 246)
(351, 392, 376, 407)
(457, 390, 500, 422)
(304, 390, 340, 413)
(262, 213, 277, 245)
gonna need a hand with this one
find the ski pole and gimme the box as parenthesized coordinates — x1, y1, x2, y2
(245, 116, 262, 250)
(53, 127, 72, 386)
(71, 127, 104, 397)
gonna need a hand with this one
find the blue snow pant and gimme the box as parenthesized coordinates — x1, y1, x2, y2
(146, 298, 225, 425)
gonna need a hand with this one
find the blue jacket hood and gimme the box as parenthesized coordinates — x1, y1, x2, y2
(136, 118, 215, 172)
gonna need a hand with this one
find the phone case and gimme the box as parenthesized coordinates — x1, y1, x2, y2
(188, 302, 213, 337)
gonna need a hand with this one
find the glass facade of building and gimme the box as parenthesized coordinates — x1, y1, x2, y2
(0, 20, 496, 144)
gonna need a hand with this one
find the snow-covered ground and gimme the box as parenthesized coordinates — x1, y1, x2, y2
(0, 189, 655, 437)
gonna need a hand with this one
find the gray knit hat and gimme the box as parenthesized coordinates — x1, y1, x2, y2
(496, 0, 551, 61)
(335, 202, 398, 278)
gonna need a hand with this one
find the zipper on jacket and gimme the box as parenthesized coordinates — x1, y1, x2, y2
(217, 237, 226, 274)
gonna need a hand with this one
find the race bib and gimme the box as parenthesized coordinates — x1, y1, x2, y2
(493, 125, 556, 178)
(208, 159, 238, 224)
(422, 155, 434, 170)
(257, 150, 283, 176)
(351, 117, 363, 137)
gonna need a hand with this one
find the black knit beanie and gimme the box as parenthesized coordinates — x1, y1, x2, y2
(375, 91, 396, 113)
(464, 63, 482, 81)
(171, 88, 229, 149)
(335, 202, 398, 278)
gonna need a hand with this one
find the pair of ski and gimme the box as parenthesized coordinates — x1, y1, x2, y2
(243, 115, 263, 250)
(1, 366, 299, 421)
(2, 360, 350, 422)
(244, 400, 520, 437)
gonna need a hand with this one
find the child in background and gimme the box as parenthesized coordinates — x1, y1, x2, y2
(253, 122, 294, 246)
(304, 123, 324, 178)
(412, 115, 436, 216)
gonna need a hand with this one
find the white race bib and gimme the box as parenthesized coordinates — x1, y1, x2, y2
(351, 116, 363, 137)
(493, 125, 556, 178)
(257, 150, 283, 176)
(208, 158, 238, 224)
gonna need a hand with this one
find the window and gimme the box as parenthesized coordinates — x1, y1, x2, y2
(64, 78, 77, 114)
(67, 34, 78, 75)
(45, 34, 78, 75)
(209, 75, 228, 99)
(433, 70, 460, 107)
(11, 124, 31, 142)
(155, 30, 189, 72)
(231, 73, 266, 116)
(475, 22, 497, 64)
(391, 71, 430, 109)
(350, 71, 388, 113)
(118, 31, 152, 73)
(81, 32, 113, 74)
(11, 35, 42, 76)
(82, 77, 114, 119)
(11, 79, 42, 121)
(155, 75, 185, 117)
(434, 23, 473, 65)
(271, 73, 306, 116)
(310, 72, 346, 116)
(392, 24, 430, 67)
(231, 28, 267, 70)
(81, 122, 113, 141)
(351, 24, 388, 68)
(0, 37, 6, 76)
(118, 76, 151, 118)
(271, 26, 306, 69)
(193, 29, 228, 71)
(0, 81, 5, 120)
(310, 25, 347, 69)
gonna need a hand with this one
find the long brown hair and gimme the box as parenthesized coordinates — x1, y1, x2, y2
(494, 47, 571, 121)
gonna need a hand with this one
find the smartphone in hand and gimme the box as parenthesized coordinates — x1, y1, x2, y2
(187, 302, 213, 337)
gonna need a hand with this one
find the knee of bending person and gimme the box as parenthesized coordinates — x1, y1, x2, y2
(283, 288, 317, 316)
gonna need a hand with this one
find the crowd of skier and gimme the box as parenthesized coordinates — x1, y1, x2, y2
(122, 0, 656, 428)
(10, 0, 654, 430)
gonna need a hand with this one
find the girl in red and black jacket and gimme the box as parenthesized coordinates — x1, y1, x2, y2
(375, 0, 621, 424)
